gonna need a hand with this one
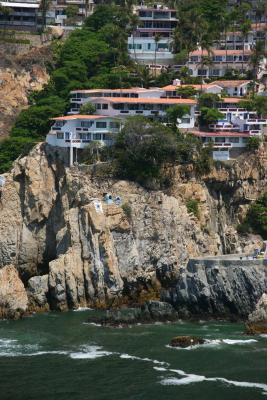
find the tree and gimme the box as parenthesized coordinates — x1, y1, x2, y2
(166, 104, 190, 130)
(154, 33, 161, 77)
(82, 141, 103, 164)
(65, 5, 79, 25)
(79, 103, 96, 114)
(176, 86, 198, 99)
(39, 0, 51, 31)
(198, 93, 220, 108)
(244, 192, 267, 238)
(128, 13, 139, 63)
(199, 107, 224, 128)
(250, 40, 266, 88)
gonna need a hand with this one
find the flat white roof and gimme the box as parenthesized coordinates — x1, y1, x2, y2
(0, 1, 39, 8)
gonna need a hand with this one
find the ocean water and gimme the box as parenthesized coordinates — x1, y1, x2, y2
(0, 310, 266, 400)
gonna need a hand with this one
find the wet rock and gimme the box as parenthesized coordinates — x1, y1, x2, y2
(170, 336, 205, 348)
(88, 301, 178, 326)
(245, 293, 267, 334)
(0, 265, 28, 319)
(162, 259, 267, 319)
(27, 275, 49, 311)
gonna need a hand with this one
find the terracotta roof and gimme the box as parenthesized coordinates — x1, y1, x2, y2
(51, 115, 112, 121)
(211, 80, 251, 88)
(189, 49, 252, 56)
(162, 84, 222, 91)
(91, 97, 196, 105)
(191, 130, 249, 137)
(220, 98, 243, 103)
(251, 23, 267, 31)
(70, 88, 158, 94)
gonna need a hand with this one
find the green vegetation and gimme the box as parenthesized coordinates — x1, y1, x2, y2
(246, 136, 261, 151)
(238, 193, 267, 238)
(176, 86, 198, 99)
(0, 4, 134, 172)
(93, 116, 213, 188)
(79, 103, 96, 115)
(122, 203, 132, 221)
(0, 137, 36, 173)
(186, 199, 200, 218)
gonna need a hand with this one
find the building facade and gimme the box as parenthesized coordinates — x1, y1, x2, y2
(127, 5, 177, 66)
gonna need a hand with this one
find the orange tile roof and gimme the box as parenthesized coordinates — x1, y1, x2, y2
(222, 98, 243, 103)
(191, 130, 249, 137)
(70, 88, 158, 94)
(162, 84, 222, 91)
(92, 97, 196, 105)
(189, 49, 252, 56)
(211, 80, 251, 88)
(52, 115, 112, 121)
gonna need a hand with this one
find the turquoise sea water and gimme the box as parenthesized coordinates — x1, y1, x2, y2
(0, 310, 266, 400)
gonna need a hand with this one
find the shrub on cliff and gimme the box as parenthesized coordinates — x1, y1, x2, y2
(0, 137, 36, 173)
(239, 192, 267, 238)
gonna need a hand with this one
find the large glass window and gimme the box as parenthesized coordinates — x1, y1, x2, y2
(96, 122, 107, 128)
(93, 133, 102, 140)
(81, 121, 93, 127)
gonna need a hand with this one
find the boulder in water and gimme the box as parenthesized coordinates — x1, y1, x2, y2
(170, 336, 205, 348)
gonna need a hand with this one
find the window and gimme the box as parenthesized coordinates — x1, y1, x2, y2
(55, 121, 64, 127)
(93, 133, 102, 140)
(109, 122, 120, 129)
(242, 138, 248, 143)
(96, 104, 101, 110)
(57, 132, 64, 139)
(215, 137, 225, 143)
(96, 121, 107, 128)
(229, 137, 239, 143)
(102, 104, 108, 110)
(81, 121, 93, 128)
(80, 133, 91, 140)
(215, 56, 223, 62)
(198, 69, 207, 76)
(211, 69, 220, 76)
(190, 56, 198, 62)
(181, 118, 190, 124)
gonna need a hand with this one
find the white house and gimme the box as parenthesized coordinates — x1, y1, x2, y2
(162, 82, 223, 97)
(69, 88, 165, 114)
(211, 80, 254, 96)
(188, 49, 254, 78)
(191, 131, 250, 161)
(46, 115, 122, 164)
(87, 97, 197, 129)
(127, 5, 177, 66)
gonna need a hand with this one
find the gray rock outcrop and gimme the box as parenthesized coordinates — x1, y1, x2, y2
(246, 293, 267, 334)
(162, 258, 267, 318)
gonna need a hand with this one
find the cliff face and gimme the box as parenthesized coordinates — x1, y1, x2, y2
(0, 46, 50, 137)
(162, 258, 267, 318)
(0, 144, 266, 317)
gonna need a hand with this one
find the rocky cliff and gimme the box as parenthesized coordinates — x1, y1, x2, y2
(0, 144, 266, 317)
(0, 46, 50, 137)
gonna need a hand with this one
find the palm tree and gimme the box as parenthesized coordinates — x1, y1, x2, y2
(255, 0, 266, 31)
(153, 33, 161, 78)
(240, 20, 251, 75)
(128, 13, 139, 64)
(250, 40, 266, 92)
(39, 0, 51, 31)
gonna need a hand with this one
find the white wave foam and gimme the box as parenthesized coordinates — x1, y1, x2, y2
(153, 367, 167, 372)
(73, 307, 93, 312)
(222, 339, 257, 345)
(120, 353, 168, 366)
(70, 345, 113, 360)
(260, 334, 267, 338)
(159, 367, 267, 394)
(166, 337, 257, 351)
(83, 322, 102, 327)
